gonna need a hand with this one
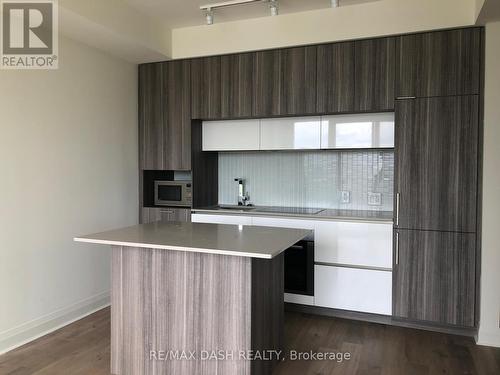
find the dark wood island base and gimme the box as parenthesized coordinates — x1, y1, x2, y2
(111, 246, 284, 375)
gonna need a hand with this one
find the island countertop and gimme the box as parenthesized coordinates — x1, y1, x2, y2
(74, 221, 312, 259)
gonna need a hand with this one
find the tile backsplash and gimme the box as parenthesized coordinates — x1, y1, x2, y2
(218, 150, 394, 211)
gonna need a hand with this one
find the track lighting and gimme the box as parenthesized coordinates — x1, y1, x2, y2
(331, 0, 340, 7)
(199, 0, 284, 25)
(205, 8, 214, 25)
(269, 0, 279, 16)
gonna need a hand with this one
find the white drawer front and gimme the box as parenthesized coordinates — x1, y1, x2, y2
(251, 217, 315, 239)
(251, 216, 315, 229)
(191, 214, 252, 226)
(314, 221, 393, 269)
(314, 265, 392, 315)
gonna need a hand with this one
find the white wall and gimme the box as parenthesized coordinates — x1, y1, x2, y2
(0, 36, 138, 354)
(478, 21, 500, 348)
(172, 0, 475, 58)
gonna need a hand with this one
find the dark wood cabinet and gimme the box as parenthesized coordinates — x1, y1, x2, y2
(253, 49, 282, 117)
(141, 207, 191, 224)
(393, 229, 476, 327)
(396, 28, 481, 98)
(139, 61, 191, 170)
(165, 60, 191, 170)
(139, 63, 164, 170)
(221, 52, 254, 118)
(395, 96, 479, 232)
(191, 56, 222, 119)
(316, 42, 355, 113)
(280, 46, 317, 115)
(355, 37, 396, 112)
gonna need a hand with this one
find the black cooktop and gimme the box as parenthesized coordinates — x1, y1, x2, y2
(257, 207, 324, 215)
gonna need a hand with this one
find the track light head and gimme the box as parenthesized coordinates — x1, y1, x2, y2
(205, 8, 214, 25)
(269, 0, 279, 16)
(331, 0, 340, 7)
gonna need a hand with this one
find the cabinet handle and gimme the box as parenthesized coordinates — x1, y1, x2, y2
(395, 232, 400, 265)
(395, 193, 400, 226)
(161, 210, 174, 214)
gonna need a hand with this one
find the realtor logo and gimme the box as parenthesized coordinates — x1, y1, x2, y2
(1, 0, 58, 69)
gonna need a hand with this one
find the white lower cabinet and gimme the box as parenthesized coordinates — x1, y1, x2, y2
(192, 212, 394, 315)
(252, 217, 392, 269)
(314, 221, 393, 269)
(251, 217, 315, 233)
(314, 265, 392, 315)
(191, 214, 252, 225)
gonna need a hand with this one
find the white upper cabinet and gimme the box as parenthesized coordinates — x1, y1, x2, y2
(260, 117, 321, 150)
(321, 113, 395, 149)
(202, 120, 260, 151)
(202, 114, 394, 151)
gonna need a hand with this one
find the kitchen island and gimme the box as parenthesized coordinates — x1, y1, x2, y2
(75, 221, 312, 375)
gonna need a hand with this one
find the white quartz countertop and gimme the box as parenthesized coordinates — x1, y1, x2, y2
(74, 221, 312, 259)
(192, 206, 393, 223)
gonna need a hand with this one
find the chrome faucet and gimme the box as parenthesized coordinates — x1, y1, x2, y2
(234, 178, 251, 206)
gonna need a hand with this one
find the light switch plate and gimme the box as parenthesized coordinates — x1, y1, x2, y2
(368, 192, 382, 206)
(341, 191, 351, 204)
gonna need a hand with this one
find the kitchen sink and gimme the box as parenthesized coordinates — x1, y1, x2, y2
(218, 205, 256, 211)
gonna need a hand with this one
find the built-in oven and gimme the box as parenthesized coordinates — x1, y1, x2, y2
(284, 240, 314, 296)
(154, 180, 192, 207)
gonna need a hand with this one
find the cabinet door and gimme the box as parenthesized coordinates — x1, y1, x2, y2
(395, 96, 478, 232)
(165, 60, 191, 170)
(191, 213, 252, 225)
(396, 28, 481, 98)
(281, 46, 317, 115)
(253, 49, 281, 117)
(141, 207, 161, 224)
(139, 61, 191, 170)
(316, 42, 355, 113)
(315, 265, 392, 315)
(221, 53, 254, 119)
(141, 208, 191, 224)
(314, 221, 393, 269)
(251, 217, 315, 232)
(139, 63, 164, 170)
(320, 113, 395, 149)
(260, 117, 321, 150)
(202, 120, 260, 151)
(191, 56, 221, 119)
(166, 208, 191, 222)
(393, 229, 476, 327)
(355, 37, 396, 111)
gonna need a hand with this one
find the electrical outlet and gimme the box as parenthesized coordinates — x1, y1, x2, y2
(368, 192, 382, 206)
(341, 191, 351, 204)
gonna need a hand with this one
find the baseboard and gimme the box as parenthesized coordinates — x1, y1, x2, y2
(285, 303, 478, 338)
(477, 330, 500, 348)
(0, 291, 110, 355)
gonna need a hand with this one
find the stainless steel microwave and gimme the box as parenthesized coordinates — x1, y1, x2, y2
(154, 181, 192, 207)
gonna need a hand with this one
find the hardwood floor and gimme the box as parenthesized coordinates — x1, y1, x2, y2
(1, 307, 499, 375)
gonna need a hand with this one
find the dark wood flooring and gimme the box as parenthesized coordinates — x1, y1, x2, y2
(0, 307, 499, 375)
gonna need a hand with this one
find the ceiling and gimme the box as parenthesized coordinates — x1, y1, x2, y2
(123, 0, 379, 29)
(477, 0, 500, 23)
